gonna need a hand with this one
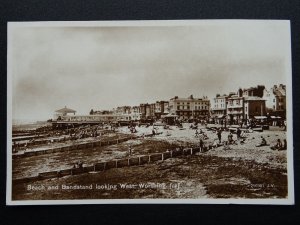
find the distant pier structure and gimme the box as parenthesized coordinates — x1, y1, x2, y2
(51, 106, 127, 129)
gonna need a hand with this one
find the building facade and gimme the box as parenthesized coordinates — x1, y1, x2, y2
(131, 106, 142, 121)
(263, 84, 286, 118)
(223, 86, 267, 124)
(140, 103, 151, 120)
(243, 85, 265, 98)
(154, 101, 169, 119)
(244, 96, 266, 120)
(211, 94, 228, 124)
(227, 94, 244, 125)
(169, 95, 210, 121)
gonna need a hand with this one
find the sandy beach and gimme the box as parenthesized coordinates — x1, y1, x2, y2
(11, 123, 288, 200)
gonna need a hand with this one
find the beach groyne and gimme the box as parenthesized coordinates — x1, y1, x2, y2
(12, 135, 136, 159)
(13, 130, 116, 147)
(12, 132, 165, 159)
(12, 146, 201, 184)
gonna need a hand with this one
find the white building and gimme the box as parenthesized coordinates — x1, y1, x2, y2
(211, 94, 228, 123)
(263, 84, 286, 115)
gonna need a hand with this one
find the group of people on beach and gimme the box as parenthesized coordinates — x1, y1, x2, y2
(270, 139, 287, 150)
(196, 126, 288, 152)
(256, 136, 287, 150)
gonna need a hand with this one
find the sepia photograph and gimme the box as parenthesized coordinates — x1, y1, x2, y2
(7, 20, 294, 205)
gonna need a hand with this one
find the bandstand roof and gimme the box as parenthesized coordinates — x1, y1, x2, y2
(55, 106, 76, 114)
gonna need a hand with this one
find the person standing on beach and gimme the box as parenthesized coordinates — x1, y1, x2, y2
(228, 132, 234, 144)
(128, 144, 133, 155)
(217, 129, 222, 143)
(199, 138, 204, 153)
(282, 139, 287, 150)
(283, 120, 287, 131)
(237, 128, 241, 141)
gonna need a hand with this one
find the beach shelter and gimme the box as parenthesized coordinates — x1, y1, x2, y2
(162, 113, 178, 125)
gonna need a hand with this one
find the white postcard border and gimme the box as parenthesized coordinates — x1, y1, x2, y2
(6, 20, 294, 205)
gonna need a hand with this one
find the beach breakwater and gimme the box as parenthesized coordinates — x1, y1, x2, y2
(13, 130, 116, 147)
(12, 135, 136, 159)
(12, 146, 201, 184)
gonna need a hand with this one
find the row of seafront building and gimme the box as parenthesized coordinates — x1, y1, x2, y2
(53, 84, 286, 126)
(211, 84, 286, 125)
(93, 95, 210, 122)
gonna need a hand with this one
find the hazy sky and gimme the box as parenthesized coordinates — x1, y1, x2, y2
(9, 21, 291, 121)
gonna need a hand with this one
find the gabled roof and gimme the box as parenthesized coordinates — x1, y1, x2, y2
(55, 106, 76, 113)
